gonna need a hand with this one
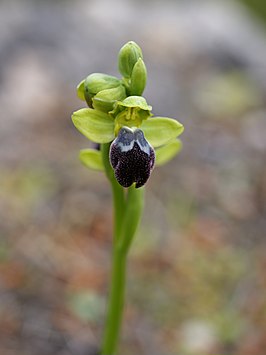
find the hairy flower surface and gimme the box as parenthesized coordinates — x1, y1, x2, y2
(110, 127, 155, 188)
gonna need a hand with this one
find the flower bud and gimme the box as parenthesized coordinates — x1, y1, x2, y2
(84, 73, 121, 106)
(92, 85, 126, 113)
(110, 127, 155, 188)
(118, 41, 143, 78)
(129, 58, 147, 96)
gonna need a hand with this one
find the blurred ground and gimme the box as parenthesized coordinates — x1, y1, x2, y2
(0, 0, 266, 354)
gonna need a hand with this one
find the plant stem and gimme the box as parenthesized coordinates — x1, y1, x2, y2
(119, 185, 144, 253)
(101, 143, 125, 242)
(100, 143, 144, 355)
(101, 248, 126, 355)
(111, 180, 125, 243)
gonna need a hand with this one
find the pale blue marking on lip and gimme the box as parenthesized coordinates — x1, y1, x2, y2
(116, 126, 151, 154)
(116, 127, 135, 152)
(109, 126, 155, 188)
(134, 129, 151, 155)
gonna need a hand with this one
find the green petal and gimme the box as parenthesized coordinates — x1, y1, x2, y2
(119, 96, 152, 111)
(141, 117, 184, 147)
(72, 108, 115, 143)
(79, 149, 104, 171)
(155, 139, 182, 166)
(77, 79, 85, 101)
(111, 96, 152, 118)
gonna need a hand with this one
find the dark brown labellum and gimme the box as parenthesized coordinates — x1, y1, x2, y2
(110, 127, 155, 188)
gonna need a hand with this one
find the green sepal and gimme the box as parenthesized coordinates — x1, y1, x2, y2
(92, 85, 127, 113)
(155, 139, 183, 166)
(72, 108, 115, 143)
(77, 79, 86, 101)
(118, 41, 143, 78)
(79, 149, 104, 171)
(129, 58, 147, 96)
(141, 117, 184, 147)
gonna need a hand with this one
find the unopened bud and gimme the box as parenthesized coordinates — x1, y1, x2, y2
(118, 41, 143, 78)
(84, 73, 121, 106)
(92, 85, 126, 113)
(129, 58, 147, 96)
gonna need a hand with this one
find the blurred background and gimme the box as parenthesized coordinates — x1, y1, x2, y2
(0, 0, 266, 354)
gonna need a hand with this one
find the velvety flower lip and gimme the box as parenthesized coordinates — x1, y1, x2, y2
(110, 126, 155, 188)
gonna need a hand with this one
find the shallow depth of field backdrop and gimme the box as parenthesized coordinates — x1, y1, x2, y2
(0, 1, 266, 354)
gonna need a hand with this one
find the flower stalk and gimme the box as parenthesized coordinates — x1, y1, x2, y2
(101, 245, 127, 355)
(100, 142, 144, 354)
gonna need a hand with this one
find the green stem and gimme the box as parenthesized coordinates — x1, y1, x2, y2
(101, 143, 125, 242)
(119, 185, 144, 254)
(101, 248, 126, 355)
(111, 181, 125, 243)
(100, 143, 144, 355)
